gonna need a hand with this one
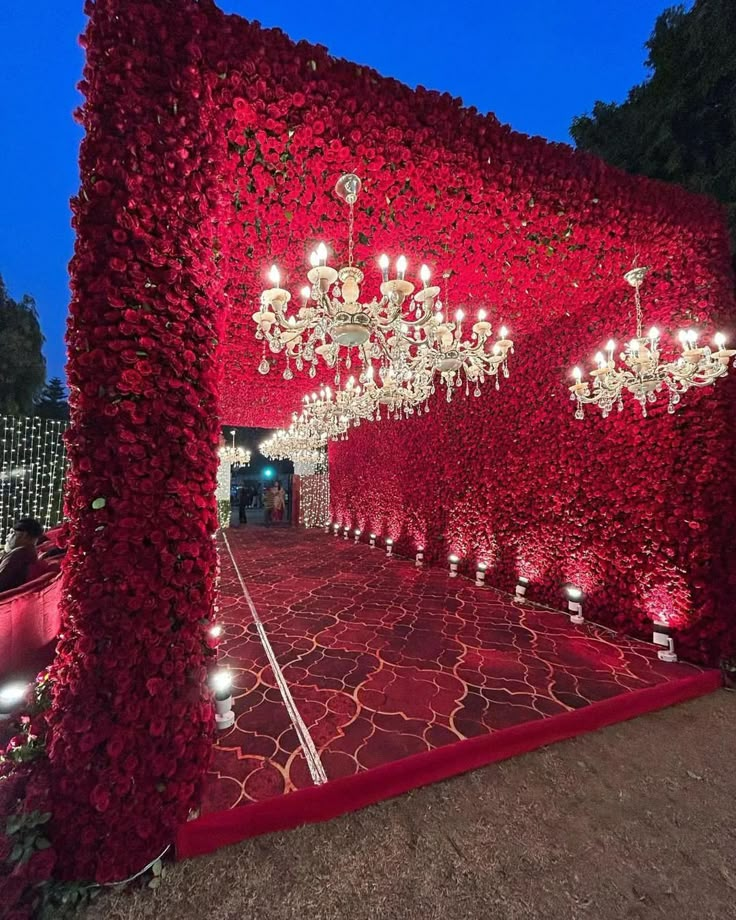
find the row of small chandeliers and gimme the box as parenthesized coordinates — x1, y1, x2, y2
(254, 174, 734, 463)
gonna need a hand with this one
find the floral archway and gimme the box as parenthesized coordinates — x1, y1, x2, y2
(36, 0, 736, 883)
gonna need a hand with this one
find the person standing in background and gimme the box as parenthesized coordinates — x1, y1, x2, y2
(0, 518, 44, 592)
(238, 485, 248, 525)
(263, 482, 275, 526)
(271, 481, 286, 524)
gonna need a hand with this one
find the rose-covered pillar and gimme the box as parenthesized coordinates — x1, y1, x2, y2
(47, 0, 227, 881)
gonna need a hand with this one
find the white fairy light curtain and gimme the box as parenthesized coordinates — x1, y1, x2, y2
(298, 470, 330, 528)
(1, 416, 69, 537)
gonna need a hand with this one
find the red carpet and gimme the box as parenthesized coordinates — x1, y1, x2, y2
(176, 527, 721, 859)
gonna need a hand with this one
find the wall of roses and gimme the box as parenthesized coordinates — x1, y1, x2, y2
(49, 0, 231, 882)
(41, 0, 736, 885)
(207, 7, 736, 662)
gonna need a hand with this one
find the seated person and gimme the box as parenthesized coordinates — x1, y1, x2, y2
(0, 518, 45, 593)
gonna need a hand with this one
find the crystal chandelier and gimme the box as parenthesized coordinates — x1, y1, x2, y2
(301, 378, 371, 441)
(260, 411, 328, 463)
(417, 294, 514, 402)
(570, 267, 735, 419)
(254, 173, 446, 384)
(219, 429, 251, 466)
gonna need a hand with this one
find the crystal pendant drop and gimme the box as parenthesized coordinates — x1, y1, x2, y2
(258, 358, 270, 375)
(283, 367, 293, 381)
(309, 365, 317, 378)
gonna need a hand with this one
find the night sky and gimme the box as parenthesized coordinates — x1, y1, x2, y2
(0, 0, 688, 383)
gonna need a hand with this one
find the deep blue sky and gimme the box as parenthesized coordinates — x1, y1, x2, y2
(0, 0, 687, 383)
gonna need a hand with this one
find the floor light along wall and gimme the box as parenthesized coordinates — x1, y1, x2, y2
(653, 620, 678, 663)
(369, 532, 377, 548)
(449, 554, 460, 578)
(211, 669, 235, 730)
(0, 681, 30, 719)
(415, 546, 424, 567)
(343, 525, 350, 540)
(354, 528, 361, 544)
(475, 562, 487, 587)
(565, 586, 585, 624)
(516, 576, 529, 602)
(386, 538, 394, 557)
(207, 624, 223, 650)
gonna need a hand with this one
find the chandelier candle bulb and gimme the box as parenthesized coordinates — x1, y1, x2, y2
(565, 586, 585, 625)
(449, 554, 460, 578)
(473, 308, 491, 337)
(379, 254, 390, 283)
(420, 264, 431, 289)
(317, 242, 328, 266)
(396, 256, 407, 281)
(516, 576, 529, 601)
(475, 562, 487, 587)
(386, 537, 394, 557)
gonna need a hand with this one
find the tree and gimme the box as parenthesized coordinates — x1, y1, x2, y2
(0, 274, 46, 415)
(35, 376, 70, 420)
(571, 0, 736, 258)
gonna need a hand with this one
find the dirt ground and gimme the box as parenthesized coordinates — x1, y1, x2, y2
(84, 691, 736, 920)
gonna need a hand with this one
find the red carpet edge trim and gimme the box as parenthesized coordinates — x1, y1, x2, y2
(176, 667, 722, 859)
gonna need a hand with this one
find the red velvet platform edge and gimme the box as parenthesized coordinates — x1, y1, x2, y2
(176, 668, 722, 859)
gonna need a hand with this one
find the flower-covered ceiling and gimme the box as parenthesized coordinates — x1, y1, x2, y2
(215, 15, 732, 428)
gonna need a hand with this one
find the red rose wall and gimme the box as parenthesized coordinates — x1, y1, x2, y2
(52, 0, 735, 882)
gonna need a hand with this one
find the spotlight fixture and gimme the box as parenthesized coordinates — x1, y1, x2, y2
(415, 546, 424, 568)
(385, 537, 394, 557)
(333, 523, 340, 536)
(565, 585, 584, 625)
(343, 525, 350, 540)
(325, 520, 332, 533)
(0, 681, 29, 716)
(211, 669, 235, 730)
(354, 528, 362, 543)
(652, 620, 678, 663)
(475, 562, 487, 587)
(449, 554, 460, 578)
(515, 576, 529, 601)
(369, 533, 377, 548)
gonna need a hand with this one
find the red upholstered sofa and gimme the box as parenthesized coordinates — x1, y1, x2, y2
(0, 555, 63, 683)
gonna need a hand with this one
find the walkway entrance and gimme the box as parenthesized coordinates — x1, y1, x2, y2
(178, 528, 720, 858)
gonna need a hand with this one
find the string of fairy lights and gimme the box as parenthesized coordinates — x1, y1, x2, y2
(297, 468, 330, 528)
(0, 416, 69, 537)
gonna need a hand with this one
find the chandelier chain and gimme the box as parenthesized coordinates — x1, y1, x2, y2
(348, 201, 354, 267)
(635, 282, 643, 340)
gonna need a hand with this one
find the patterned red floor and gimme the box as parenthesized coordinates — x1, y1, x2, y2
(181, 526, 719, 856)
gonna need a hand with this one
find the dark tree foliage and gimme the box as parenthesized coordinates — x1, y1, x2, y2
(571, 0, 736, 259)
(0, 274, 47, 415)
(35, 376, 70, 420)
